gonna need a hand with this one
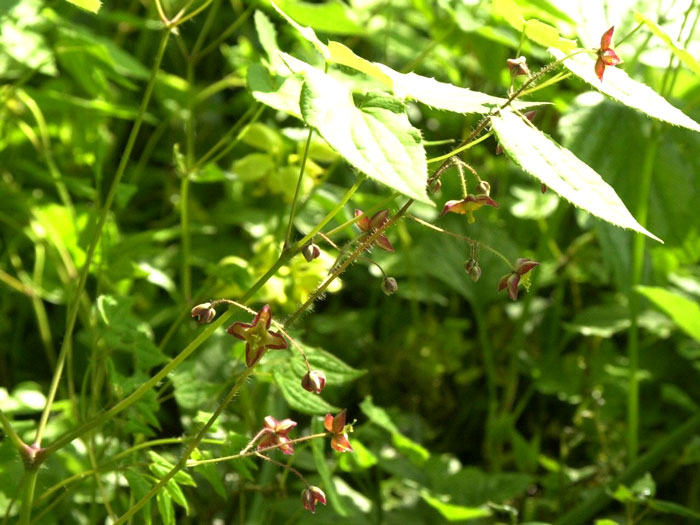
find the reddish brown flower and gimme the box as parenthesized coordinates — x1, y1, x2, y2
(440, 195, 499, 224)
(507, 56, 531, 78)
(257, 416, 297, 455)
(301, 370, 326, 394)
(595, 26, 622, 81)
(497, 257, 540, 301)
(324, 409, 353, 453)
(302, 485, 327, 513)
(355, 209, 394, 252)
(226, 305, 287, 367)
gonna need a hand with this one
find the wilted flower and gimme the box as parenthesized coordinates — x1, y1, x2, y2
(324, 409, 353, 453)
(595, 26, 622, 81)
(381, 277, 398, 295)
(507, 56, 531, 77)
(441, 195, 499, 224)
(257, 415, 297, 455)
(497, 257, 540, 301)
(302, 485, 327, 513)
(355, 209, 394, 252)
(302, 242, 321, 262)
(301, 370, 327, 394)
(226, 305, 287, 367)
(190, 302, 216, 324)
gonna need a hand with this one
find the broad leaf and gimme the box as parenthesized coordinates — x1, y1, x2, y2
(549, 48, 700, 133)
(288, 344, 366, 385)
(269, 0, 364, 35)
(636, 286, 700, 343)
(272, 367, 339, 414)
(491, 109, 662, 242)
(634, 12, 700, 77)
(64, 0, 101, 13)
(300, 66, 432, 203)
(247, 63, 302, 119)
(328, 41, 544, 114)
(421, 491, 492, 521)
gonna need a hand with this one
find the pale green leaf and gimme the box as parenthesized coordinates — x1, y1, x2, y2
(268, 0, 364, 35)
(156, 490, 175, 525)
(492, 0, 525, 31)
(328, 42, 543, 114)
(420, 490, 492, 521)
(270, 1, 329, 58)
(300, 66, 432, 204)
(636, 286, 700, 343)
(491, 110, 662, 242)
(550, 48, 700, 133)
(247, 63, 302, 119)
(64, 0, 101, 13)
(634, 12, 700, 77)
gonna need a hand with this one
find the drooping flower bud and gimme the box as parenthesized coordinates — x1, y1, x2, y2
(190, 302, 216, 324)
(302, 486, 327, 513)
(301, 370, 327, 394)
(302, 242, 321, 262)
(476, 180, 491, 196)
(428, 178, 442, 194)
(381, 277, 398, 295)
(464, 259, 481, 282)
(507, 56, 531, 77)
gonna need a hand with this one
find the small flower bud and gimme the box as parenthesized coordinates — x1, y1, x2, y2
(302, 485, 327, 513)
(476, 180, 491, 196)
(428, 178, 442, 194)
(507, 56, 531, 77)
(301, 370, 326, 394)
(381, 277, 398, 295)
(541, 183, 547, 193)
(464, 259, 481, 282)
(190, 302, 216, 324)
(302, 242, 321, 262)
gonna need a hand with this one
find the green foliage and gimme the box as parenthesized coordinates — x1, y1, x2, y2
(1, 0, 700, 524)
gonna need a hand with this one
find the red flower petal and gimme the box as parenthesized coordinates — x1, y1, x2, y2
(226, 322, 252, 340)
(601, 48, 621, 66)
(355, 210, 370, 232)
(324, 413, 334, 433)
(600, 26, 615, 50)
(375, 234, 395, 252)
(595, 57, 606, 81)
(506, 273, 520, 301)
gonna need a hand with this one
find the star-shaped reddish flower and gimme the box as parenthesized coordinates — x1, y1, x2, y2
(226, 305, 287, 367)
(497, 258, 540, 301)
(257, 415, 297, 455)
(595, 26, 622, 81)
(324, 409, 353, 453)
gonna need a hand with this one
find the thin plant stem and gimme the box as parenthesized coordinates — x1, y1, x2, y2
(112, 367, 255, 524)
(194, 2, 256, 63)
(33, 30, 171, 450)
(627, 135, 659, 462)
(427, 131, 494, 164)
(284, 128, 314, 249)
(0, 410, 24, 451)
(407, 214, 514, 269)
(187, 433, 327, 467)
(18, 469, 39, 525)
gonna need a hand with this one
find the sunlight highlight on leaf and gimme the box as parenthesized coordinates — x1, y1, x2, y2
(491, 109, 662, 242)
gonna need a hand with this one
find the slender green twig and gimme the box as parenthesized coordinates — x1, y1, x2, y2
(33, 30, 171, 451)
(111, 367, 255, 524)
(284, 129, 314, 249)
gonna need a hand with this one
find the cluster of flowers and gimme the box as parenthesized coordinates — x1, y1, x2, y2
(191, 302, 352, 513)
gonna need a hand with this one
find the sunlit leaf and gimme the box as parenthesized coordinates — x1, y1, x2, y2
(64, 0, 101, 12)
(420, 490, 492, 521)
(550, 48, 700, 133)
(300, 66, 432, 204)
(491, 109, 662, 242)
(636, 286, 700, 343)
(634, 12, 700, 77)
